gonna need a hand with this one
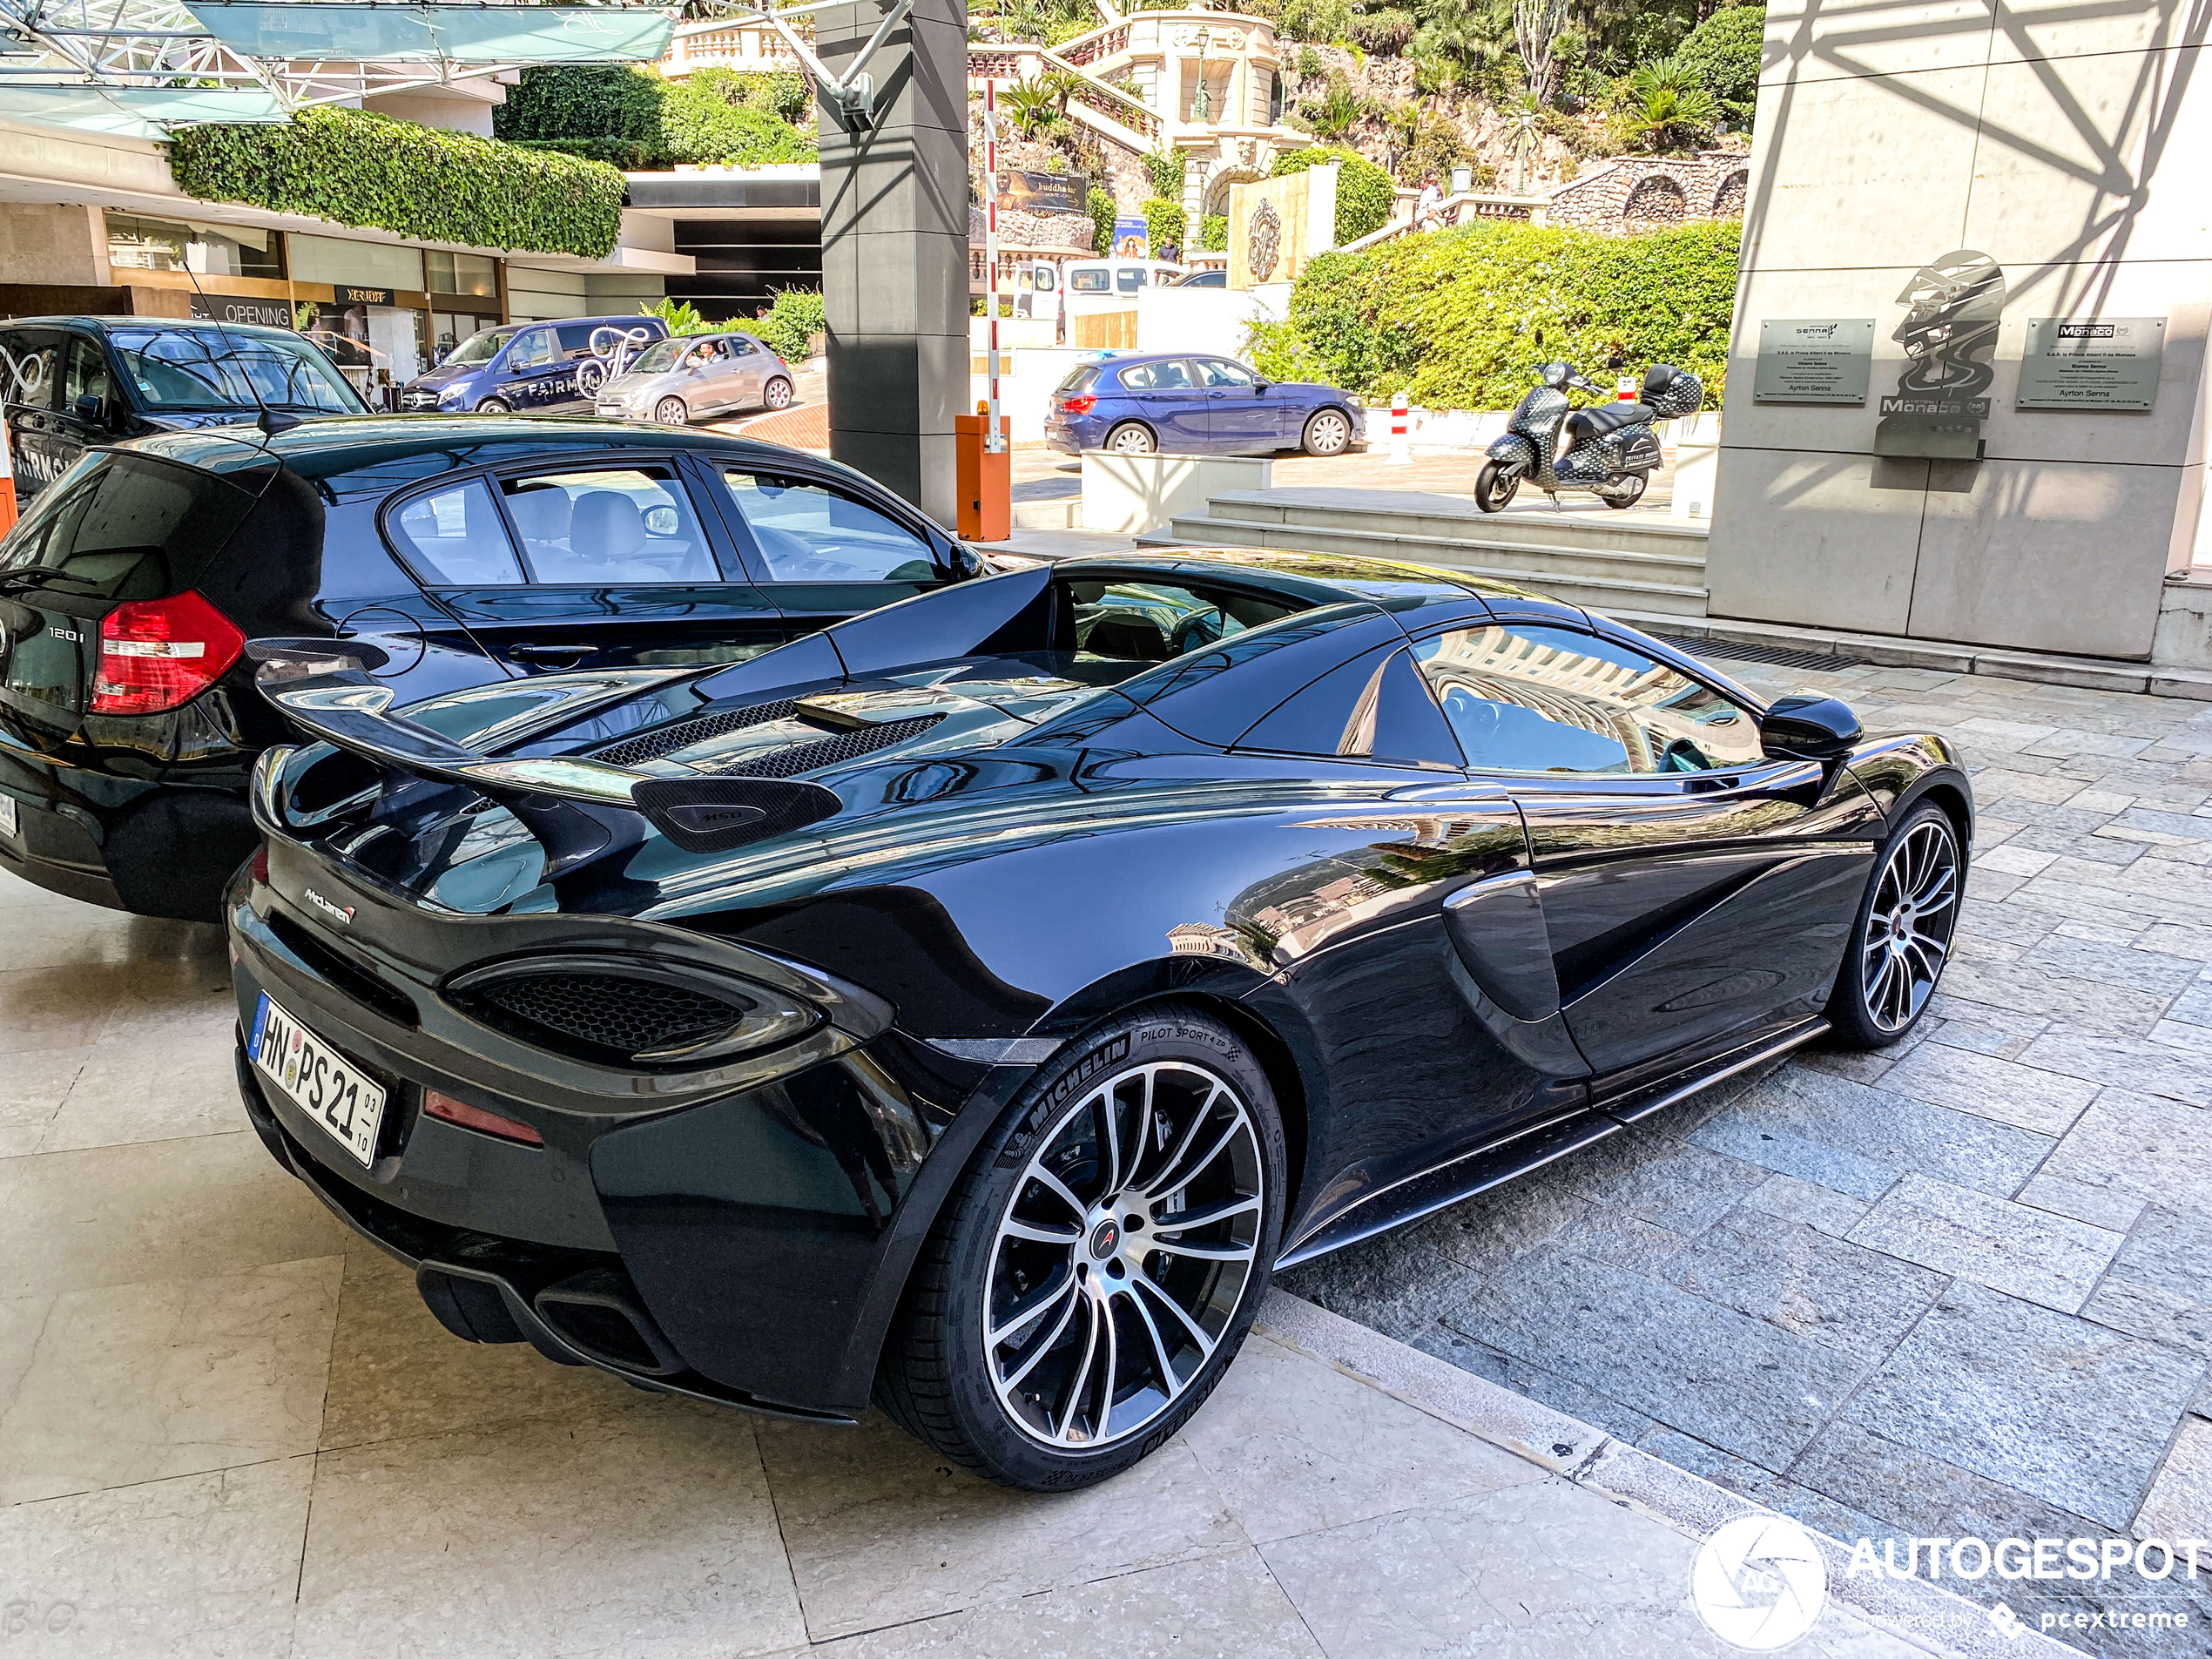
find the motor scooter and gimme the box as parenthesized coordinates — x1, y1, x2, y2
(1474, 361, 1703, 512)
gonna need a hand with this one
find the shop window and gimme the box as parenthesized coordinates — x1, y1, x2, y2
(103, 211, 281, 280)
(425, 250, 499, 299)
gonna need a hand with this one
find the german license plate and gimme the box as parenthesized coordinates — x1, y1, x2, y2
(250, 992, 386, 1167)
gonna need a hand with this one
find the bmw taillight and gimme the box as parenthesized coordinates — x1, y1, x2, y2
(91, 591, 246, 715)
(1061, 395, 1096, 415)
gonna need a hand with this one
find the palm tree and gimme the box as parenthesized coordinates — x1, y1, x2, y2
(1000, 77, 1067, 139)
(1628, 57, 1717, 151)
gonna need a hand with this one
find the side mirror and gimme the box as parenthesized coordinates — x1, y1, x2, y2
(1252, 382, 1270, 394)
(1760, 693, 1863, 759)
(73, 393, 105, 425)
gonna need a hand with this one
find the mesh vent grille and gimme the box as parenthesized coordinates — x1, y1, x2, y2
(705, 713, 945, 779)
(1687, 637, 1871, 671)
(589, 700, 801, 768)
(473, 972, 743, 1060)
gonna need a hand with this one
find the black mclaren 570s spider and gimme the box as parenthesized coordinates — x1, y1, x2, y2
(227, 550, 1971, 1490)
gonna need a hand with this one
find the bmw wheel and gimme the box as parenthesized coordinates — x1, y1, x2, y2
(1302, 408, 1353, 456)
(1474, 459, 1520, 513)
(475, 397, 511, 415)
(1104, 421, 1157, 455)
(1827, 800, 1960, 1048)
(876, 1007, 1285, 1489)
(654, 395, 690, 427)
(763, 375, 794, 411)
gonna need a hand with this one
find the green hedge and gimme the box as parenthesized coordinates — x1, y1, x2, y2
(1087, 184, 1116, 254)
(1273, 145, 1395, 245)
(1143, 196, 1187, 255)
(1270, 217, 1740, 406)
(494, 64, 815, 170)
(1199, 213, 1228, 251)
(172, 107, 625, 260)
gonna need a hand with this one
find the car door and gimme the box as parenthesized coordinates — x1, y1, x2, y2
(1, 327, 73, 502)
(702, 462, 955, 632)
(494, 327, 563, 411)
(1194, 356, 1277, 452)
(387, 458, 785, 675)
(1410, 610, 1885, 1096)
(1116, 359, 1211, 450)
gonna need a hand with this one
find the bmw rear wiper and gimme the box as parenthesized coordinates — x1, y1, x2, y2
(0, 570, 98, 597)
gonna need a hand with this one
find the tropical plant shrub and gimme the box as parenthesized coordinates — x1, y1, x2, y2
(639, 297, 715, 336)
(1274, 144, 1395, 244)
(1273, 217, 1738, 404)
(172, 107, 625, 259)
(1677, 4, 1764, 123)
(1199, 213, 1228, 251)
(1143, 148, 1185, 199)
(754, 287, 826, 361)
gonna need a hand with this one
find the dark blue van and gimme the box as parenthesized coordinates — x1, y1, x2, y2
(399, 314, 668, 415)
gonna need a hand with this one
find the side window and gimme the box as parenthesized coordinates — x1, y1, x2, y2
(1196, 358, 1256, 388)
(1413, 622, 1764, 775)
(552, 324, 597, 360)
(717, 471, 937, 583)
(1119, 361, 1193, 392)
(1238, 647, 1463, 767)
(388, 478, 525, 587)
(1116, 267, 1143, 293)
(1036, 266, 1056, 292)
(1070, 269, 1109, 293)
(1069, 580, 1294, 663)
(505, 331, 550, 370)
(728, 336, 758, 357)
(64, 339, 115, 414)
(1, 332, 63, 412)
(500, 467, 717, 584)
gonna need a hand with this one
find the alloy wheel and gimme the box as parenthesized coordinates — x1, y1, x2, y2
(655, 396, 689, 427)
(764, 376, 793, 410)
(1861, 816, 1959, 1032)
(1105, 423, 1156, 455)
(983, 1061, 1263, 1449)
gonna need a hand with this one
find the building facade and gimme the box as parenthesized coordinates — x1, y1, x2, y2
(1705, 0, 2210, 664)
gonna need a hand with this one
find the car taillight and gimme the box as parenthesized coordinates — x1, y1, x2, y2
(91, 591, 246, 715)
(1061, 395, 1097, 415)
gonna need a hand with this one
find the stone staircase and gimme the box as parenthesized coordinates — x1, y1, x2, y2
(1136, 487, 1710, 618)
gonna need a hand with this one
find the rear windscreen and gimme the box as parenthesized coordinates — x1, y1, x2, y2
(1054, 367, 1099, 396)
(0, 451, 258, 601)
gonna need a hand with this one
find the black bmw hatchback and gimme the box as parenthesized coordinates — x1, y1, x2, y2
(230, 551, 1972, 1490)
(0, 415, 978, 920)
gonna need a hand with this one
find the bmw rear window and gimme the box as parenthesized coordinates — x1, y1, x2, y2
(1055, 367, 1099, 396)
(0, 451, 257, 601)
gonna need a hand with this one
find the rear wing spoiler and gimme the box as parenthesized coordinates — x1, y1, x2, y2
(248, 645, 840, 853)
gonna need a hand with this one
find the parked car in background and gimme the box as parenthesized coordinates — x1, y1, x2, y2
(232, 549, 1967, 1491)
(594, 332, 796, 426)
(0, 415, 979, 921)
(399, 315, 668, 415)
(0, 316, 364, 503)
(1170, 269, 1226, 288)
(1062, 259, 1184, 297)
(1046, 352, 1363, 458)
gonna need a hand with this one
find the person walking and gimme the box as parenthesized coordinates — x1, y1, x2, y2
(1415, 171, 1446, 232)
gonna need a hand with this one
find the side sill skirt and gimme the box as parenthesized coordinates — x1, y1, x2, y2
(1596, 1016, 1830, 1125)
(1275, 1016, 1831, 1272)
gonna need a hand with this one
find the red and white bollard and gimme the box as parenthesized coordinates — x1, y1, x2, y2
(1386, 392, 1411, 465)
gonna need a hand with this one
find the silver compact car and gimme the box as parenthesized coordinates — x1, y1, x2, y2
(595, 331, 795, 426)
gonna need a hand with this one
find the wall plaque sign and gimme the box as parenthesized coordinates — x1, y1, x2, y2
(2016, 316, 2163, 411)
(334, 285, 396, 307)
(1754, 319, 1874, 403)
(1874, 249, 2005, 460)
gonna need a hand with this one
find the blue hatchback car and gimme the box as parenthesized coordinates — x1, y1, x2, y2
(400, 314, 670, 415)
(1045, 352, 1363, 458)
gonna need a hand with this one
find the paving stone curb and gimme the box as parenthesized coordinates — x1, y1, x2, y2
(1256, 1289, 2085, 1659)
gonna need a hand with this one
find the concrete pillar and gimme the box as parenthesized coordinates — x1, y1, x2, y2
(816, 0, 969, 526)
